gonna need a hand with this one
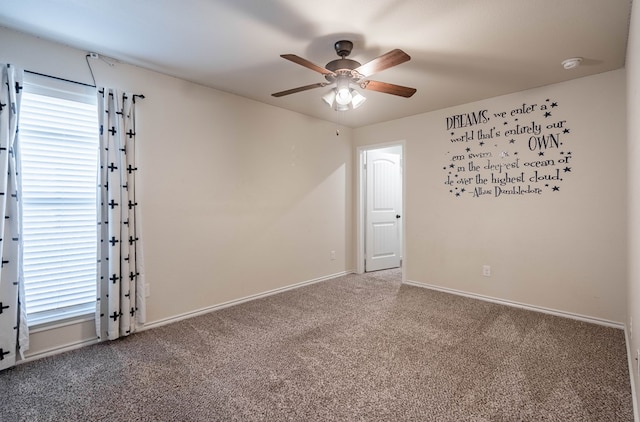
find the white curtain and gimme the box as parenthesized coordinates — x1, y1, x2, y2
(0, 64, 27, 370)
(96, 88, 145, 341)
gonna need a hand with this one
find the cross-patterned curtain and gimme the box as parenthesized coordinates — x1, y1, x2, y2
(0, 64, 27, 370)
(96, 88, 145, 341)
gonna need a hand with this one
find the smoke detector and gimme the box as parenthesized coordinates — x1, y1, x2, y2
(561, 57, 582, 70)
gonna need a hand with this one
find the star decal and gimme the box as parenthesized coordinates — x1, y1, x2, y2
(449, 164, 455, 168)
(551, 102, 558, 108)
(479, 141, 485, 146)
(509, 139, 516, 144)
(465, 147, 471, 152)
(538, 151, 545, 156)
(563, 128, 570, 134)
(461, 188, 466, 193)
(544, 111, 552, 118)
(552, 186, 560, 192)
(563, 167, 571, 172)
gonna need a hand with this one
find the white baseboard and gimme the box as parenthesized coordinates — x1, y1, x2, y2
(141, 270, 355, 332)
(18, 336, 100, 365)
(625, 326, 640, 422)
(403, 279, 624, 329)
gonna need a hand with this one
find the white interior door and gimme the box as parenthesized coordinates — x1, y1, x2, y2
(365, 148, 402, 272)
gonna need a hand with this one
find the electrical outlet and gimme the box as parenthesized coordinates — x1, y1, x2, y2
(482, 265, 491, 277)
(330, 250, 336, 261)
(88, 52, 99, 59)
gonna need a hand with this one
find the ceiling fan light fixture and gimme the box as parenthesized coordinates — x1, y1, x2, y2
(335, 90, 352, 105)
(350, 89, 366, 109)
(322, 89, 336, 106)
(322, 87, 366, 111)
(335, 76, 352, 105)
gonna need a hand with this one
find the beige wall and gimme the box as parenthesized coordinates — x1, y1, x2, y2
(627, 0, 640, 412)
(0, 26, 355, 358)
(354, 69, 627, 324)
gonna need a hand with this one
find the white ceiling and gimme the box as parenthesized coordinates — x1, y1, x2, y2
(0, 0, 633, 128)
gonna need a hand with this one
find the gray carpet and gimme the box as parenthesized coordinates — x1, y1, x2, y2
(0, 269, 633, 421)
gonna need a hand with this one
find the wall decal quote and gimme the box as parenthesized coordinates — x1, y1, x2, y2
(443, 99, 573, 198)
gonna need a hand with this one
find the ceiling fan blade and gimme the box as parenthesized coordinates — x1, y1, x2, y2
(361, 80, 417, 98)
(354, 49, 411, 77)
(272, 82, 330, 97)
(281, 54, 335, 76)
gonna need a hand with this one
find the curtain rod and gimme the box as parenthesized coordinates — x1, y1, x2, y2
(24, 70, 146, 101)
(25, 69, 96, 88)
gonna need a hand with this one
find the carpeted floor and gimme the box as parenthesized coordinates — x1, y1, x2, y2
(0, 269, 634, 421)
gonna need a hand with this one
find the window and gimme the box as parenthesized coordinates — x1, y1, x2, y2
(20, 74, 99, 326)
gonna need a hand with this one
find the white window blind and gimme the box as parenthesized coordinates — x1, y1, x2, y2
(20, 74, 99, 326)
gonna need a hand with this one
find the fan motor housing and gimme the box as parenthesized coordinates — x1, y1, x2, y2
(325, 58, 361, 82)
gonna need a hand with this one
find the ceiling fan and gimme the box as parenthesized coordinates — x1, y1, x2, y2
(272, 40, 416, 111)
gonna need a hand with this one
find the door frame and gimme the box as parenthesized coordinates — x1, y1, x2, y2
(356, 141, 406, 281)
